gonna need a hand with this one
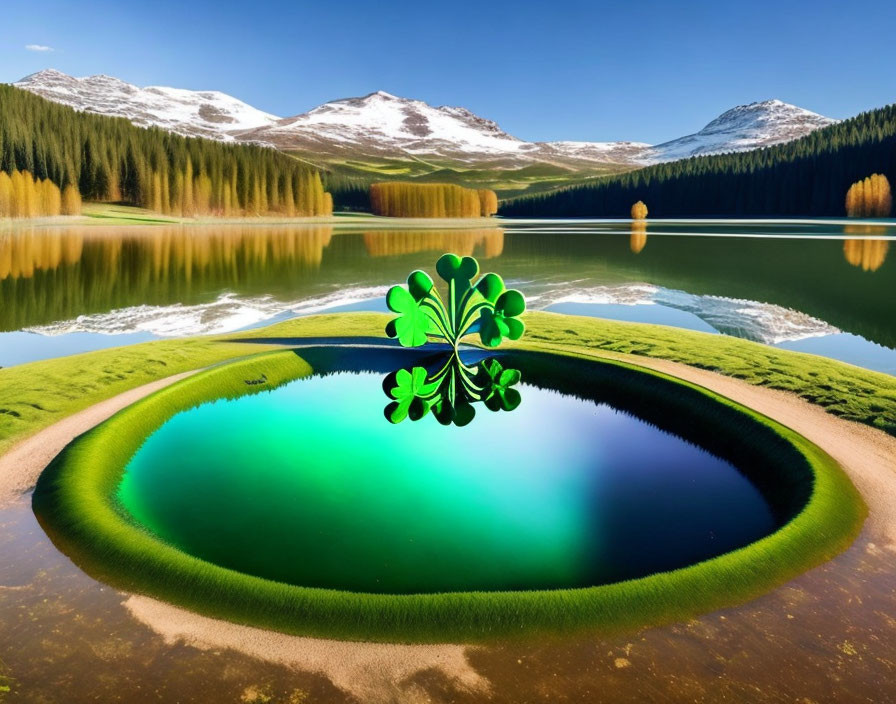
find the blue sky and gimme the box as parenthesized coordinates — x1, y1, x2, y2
(2, 0, 894, 144)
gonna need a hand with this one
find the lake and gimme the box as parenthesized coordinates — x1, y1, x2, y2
(1, 218, 894, 373)
(116, 367, 777, 594)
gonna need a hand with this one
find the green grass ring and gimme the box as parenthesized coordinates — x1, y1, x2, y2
(32, 346, 866, 643)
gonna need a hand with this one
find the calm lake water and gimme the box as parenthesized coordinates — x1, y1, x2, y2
(117, 369, 776, 593)
(1, 218, 894, 373)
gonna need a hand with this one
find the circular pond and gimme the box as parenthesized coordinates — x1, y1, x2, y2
(117, 362, 779, 594)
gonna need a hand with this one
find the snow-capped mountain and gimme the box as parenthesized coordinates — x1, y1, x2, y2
(234, 90, 650, 168)
(15, 69, 279, 140)
(236, 90, 528, 159)
(13, 70, 838, 169)
(643, 99, 838, 162)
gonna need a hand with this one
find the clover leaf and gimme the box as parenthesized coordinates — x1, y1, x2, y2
(384, 366, 439, 423)
(478, 358, 522, 412)
(475, 272, 505, 303)
(436, 253, 479, 287)
(431, 391, 476, 427)
(385, 285, 436, 347)
(406, 269, 434, 300)
(478, 289, 526, 347)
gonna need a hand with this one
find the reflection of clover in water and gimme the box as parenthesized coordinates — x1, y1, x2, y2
(383, 355, 522, 426)
(382, 253, 527, 426)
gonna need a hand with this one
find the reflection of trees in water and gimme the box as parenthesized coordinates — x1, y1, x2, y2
(843, 239, 889, 272)
(0, 225, 334, 331)
(0, 226, 505, 331)
(630, 222, 648, 254)
(0, 229, 85, 280)
(0, 226, 334, 281)
(362, 229, 504, 259)
(842, 226, 889, 272)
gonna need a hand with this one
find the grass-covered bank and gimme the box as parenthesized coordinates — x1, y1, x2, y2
(32, 345, 865, 643)
(518, 313, 896, 435)
(2, 312, 894, 459)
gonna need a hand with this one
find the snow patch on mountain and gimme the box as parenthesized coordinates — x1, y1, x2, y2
(237, 90, 532, 161)
(15, 69, 279, 140)
(643, 99, 838, 162)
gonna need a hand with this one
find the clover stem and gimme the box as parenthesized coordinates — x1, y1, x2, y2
(448, 280, 458, 342)
(458, 364, 484, 400)
(424, 290, 451, 332)
(430, 355, 454, 384)
(457, 285, 478, 320)
(421, 300, 452, 341)
(449, 358, 457, 404)
(457, 301, 490, 339)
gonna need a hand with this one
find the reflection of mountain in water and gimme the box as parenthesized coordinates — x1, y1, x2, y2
(630, 222, 648, 254)
(2, 224, 894, 350)
(544, 283, 838, 344)
(362, 229, 504, 259)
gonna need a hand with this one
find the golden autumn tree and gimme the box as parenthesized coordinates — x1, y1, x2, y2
(369, 182, 485, 218)
(0, 172, 12, 217)
(0, 170, 65, 218)
(477, 189, 498, 217)
(40, 179, 62, 216)
(631, 200, 648, 220)
(61, 185, 82, 215)
(846, 174, 892, 217)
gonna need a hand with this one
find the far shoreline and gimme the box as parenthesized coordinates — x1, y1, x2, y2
(1, 203, 895, 231)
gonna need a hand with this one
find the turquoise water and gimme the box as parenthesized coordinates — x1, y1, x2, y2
(118, 371, 778, 594)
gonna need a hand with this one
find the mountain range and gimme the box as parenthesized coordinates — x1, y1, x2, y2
(14, 69, 838, 188)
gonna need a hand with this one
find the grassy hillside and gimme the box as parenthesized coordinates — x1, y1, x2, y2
(318, 155, 633, 210)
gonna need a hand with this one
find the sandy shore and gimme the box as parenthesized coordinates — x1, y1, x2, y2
(0, 369, 200, 507)
(2, 349, 894, 702)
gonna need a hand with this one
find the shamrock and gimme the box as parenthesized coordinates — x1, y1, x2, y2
(381, 255, 528, 426)
(478, 358, 522, 412)
(383, 366, 439, 423)
(431, 390, 476, 427)
(436, 253, 479, 288)
(385, 270, 436, 347)
(478, 289, 526, 348)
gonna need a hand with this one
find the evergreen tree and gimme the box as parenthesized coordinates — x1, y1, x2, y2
(501, 103, 896, 218)
(0, 84, 332, 219)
